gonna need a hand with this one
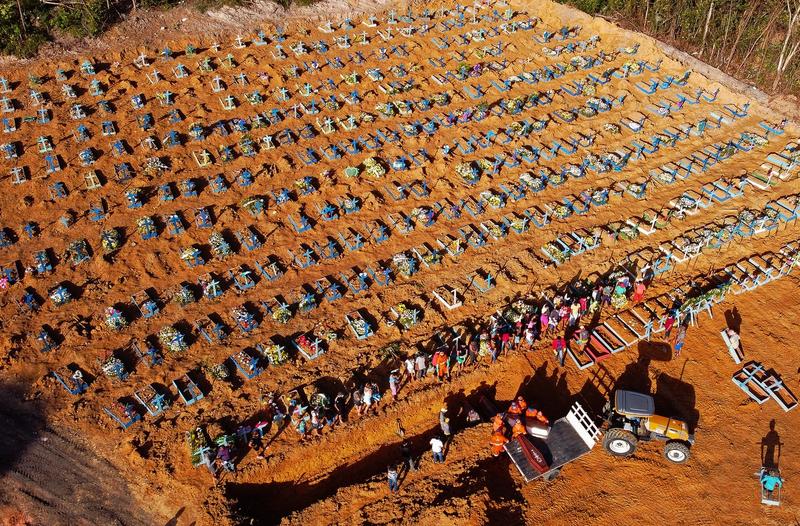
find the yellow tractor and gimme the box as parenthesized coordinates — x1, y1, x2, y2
(602, 390, 694, 464)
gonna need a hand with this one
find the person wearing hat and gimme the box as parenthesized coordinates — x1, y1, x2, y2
(439, 407, 451, 439)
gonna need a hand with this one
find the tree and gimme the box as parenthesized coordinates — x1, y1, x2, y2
(774, 0, 800, 89)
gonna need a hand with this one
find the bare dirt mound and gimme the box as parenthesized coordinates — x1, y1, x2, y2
(0, 383, 160, 526)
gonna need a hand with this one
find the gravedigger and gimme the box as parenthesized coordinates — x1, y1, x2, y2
(602, 390, 695, 464)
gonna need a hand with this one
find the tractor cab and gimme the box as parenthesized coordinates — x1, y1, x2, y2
(603, 390, 694, 464)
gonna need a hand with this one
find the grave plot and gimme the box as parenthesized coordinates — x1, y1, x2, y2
(0, 1, 798, 522)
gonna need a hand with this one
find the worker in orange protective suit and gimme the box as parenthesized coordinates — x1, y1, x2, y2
(516, 396, 528, 413)
(511, 420, 527, 438)
(490, 431, 509, 456)
(492, 414, 506, 432)
(507, 401, 522, 416)
(525, 406, 550, 425)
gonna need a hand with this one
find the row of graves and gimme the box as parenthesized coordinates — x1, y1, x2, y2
(0, 3, 797, 433)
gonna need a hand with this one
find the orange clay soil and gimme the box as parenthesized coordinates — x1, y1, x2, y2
(0, 0, 798, 524)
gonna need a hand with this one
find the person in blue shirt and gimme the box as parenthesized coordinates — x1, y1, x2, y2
(761, 469, 783, 499)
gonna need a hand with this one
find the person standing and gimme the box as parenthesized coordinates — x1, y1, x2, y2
(553, 336, 566, 366)
(673, 323, 688, 357)
(387, 465, 399, 493)
(400, 441, 416, 472)
(404, 355, 415, 383)
(439, 407, 451, 441)
(430, 436, 445, 463)
(632, 280, 646, 303)
(415, 353, 427, 380)
(389, 370, 400, 399)
(333, 392, 347, 425)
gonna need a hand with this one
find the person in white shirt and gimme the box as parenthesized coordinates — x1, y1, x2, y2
(430, 436, 445, 463)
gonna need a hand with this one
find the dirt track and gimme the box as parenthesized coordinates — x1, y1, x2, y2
(0, 0, 799, 524)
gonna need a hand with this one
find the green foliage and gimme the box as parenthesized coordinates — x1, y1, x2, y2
(51, 0, 109, 37)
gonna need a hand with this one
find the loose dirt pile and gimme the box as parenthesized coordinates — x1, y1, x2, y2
(0, 0, 798, 525)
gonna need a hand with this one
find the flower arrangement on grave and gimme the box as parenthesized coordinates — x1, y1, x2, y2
(411, 207, 434, 225)
(343, 166, 360, 178)
(272, 304, 292, 324)
(476, 158, 493, 172)
(562, 61, 577, 73)
(481, 191, 505, 209)
(487, 222, 506, 238)
(314, 326, 338, 343)
(603, 122, 621, 134)
(298, 294, 316, 312)
(179, 248, 203, 269)
(392, 253, 414, 277)
(100, 228, 122, 253)
(241, 197, 265, 217)
(565, 164, 584, 178)
(104, 307, 127, 331)
(295, 334, 320, 355)
(350, 318, 371, 338)
(543, 242, 570, 263)
(187, 427, 210, 464)
(101, 354, 125, 379)
(548, 171, 566, 186)
(520, 172, 545, 192)
(578, 105, 597, 118)
(507, 96, 525, 113)
(66, 240, 89, 265)
(375, 103, 394, 118)
(627, 183, 645, 197)
(50, 286, 72, 307)
(474, 103, 489, 121)
(738, 209, 756, 224)
(403, 123, 419, 136)
(209, 231, 233, 260)
(432, 93, 449, 106)
(622, 60, 643, 74)
(363, 157, 386, 179)
(158, 326, 187, 353)
(396, 101, 412, 114)
(173, 285, 196, 307)
(553, 109, 575, 122)
(343, 72, 358, 85)
(742, 132, 768, 146)
(421, 249, 442, 266)
(618, 225, 639, 241)
(552, 203, 571, 219)
(137, 217, 156, 238)
(505, 300, 533, 322)
(720, 143, 736, 158)
(259, 343, 288, 365)
(203, 361, 230, 381)
(509, 217, 528, 234)
(456, 162, 480, 185)
(591, 188, 609, 205)
(231, 306, 255, 330)
(508, 121, 525, 136)
(611, 291, 629, 309)
(765, 207, 779, 220)
(325, 99, 340, 111)
(394, 303, 419, 330)
(359, 112, 375, 123)
(532, 119, 548, 132)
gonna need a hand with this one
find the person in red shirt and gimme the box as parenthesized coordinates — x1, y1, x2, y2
(632, 280, 646, 303)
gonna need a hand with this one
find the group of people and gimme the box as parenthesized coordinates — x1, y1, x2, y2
(203, 270, 694, 475)
(489, 396, 549, 456)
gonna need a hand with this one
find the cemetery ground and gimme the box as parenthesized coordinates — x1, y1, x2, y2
(0, 0, 799, 524)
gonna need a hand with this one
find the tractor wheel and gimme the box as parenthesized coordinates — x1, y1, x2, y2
(603, 428, 638, 457)
(664, 441, 691, 464)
